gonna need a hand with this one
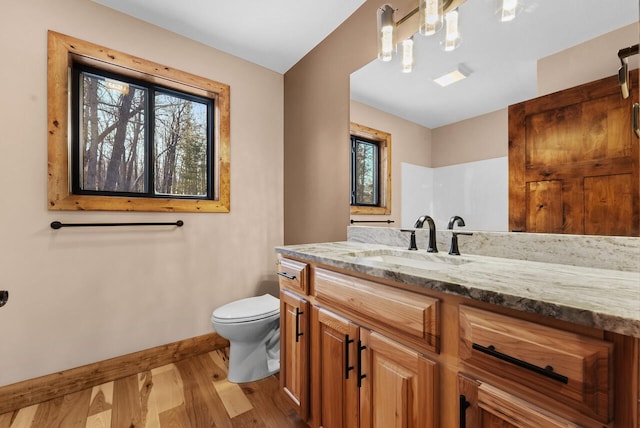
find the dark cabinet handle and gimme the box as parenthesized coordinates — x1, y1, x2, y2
(345, 335, 355, 379)
(295, 308, 304, 343)
(357, 340, 367, 388)
(459, 395, 470, 428)
(277, 271, 296, 280)
(472, 343, 568, 384)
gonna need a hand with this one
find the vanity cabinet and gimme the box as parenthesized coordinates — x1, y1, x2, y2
(313, 306, 438, 428)
(276, 254, 638, 427)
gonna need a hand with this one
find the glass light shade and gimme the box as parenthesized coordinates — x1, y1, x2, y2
(402, 38, 414, 73)
(419, 0, 443, 35)
(500, 0, 518, 22)
(377, 5, 396, 62)
(442, 9, 461, 52)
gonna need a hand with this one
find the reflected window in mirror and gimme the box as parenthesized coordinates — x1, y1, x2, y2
(350, 123, 391, 215)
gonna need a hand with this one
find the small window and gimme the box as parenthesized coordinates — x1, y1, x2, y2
(48, 31, 230, 213)
(71, 65, 213, 199)
(350, 123, 391, 215)
(351, 136, 380, 206)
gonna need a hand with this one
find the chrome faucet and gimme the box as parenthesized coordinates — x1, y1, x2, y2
(414, 215, 438, 253)
(447, 215, 472, 255)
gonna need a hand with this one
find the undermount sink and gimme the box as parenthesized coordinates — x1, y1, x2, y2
(343, 248, 473, 271)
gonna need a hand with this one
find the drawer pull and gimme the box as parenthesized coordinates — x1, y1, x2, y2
(357, 340, 367, 388)
(459, 394, 471, 428)
(277, 271, 296, 280)
(295, 308, 304, 343)
(472, 343, 569, 384)
(345, 335, 355, 379)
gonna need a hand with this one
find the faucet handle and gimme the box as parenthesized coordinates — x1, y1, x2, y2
(449, 231, 473, 255)
(400, 229, 418, 251)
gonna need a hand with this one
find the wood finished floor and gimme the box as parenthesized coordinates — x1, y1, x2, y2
(0, 349, 307, 428)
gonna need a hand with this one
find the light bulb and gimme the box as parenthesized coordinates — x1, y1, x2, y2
(501, 0, 518, 22)
(419, 0, 443, 36)
(377, 5, 396, 62)
(443, 9, 461, 52)
(402, 38, 414, 73)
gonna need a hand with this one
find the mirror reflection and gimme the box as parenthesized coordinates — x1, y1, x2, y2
(350, 0, 639, 233)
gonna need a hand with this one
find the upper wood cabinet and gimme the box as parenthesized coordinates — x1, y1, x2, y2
(509, 70, 639, 236)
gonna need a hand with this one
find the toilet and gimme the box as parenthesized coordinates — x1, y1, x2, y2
(211, 294, 280, 383)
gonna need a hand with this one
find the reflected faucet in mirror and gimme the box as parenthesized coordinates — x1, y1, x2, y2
(447, 215, 465, 230)
(414, 215, 438, 253)
(447, 215, 473, 255)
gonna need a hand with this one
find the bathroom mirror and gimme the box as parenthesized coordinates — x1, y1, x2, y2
(350, 0, 639, 233)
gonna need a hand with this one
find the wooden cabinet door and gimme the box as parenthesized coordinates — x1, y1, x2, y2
(359, 329, 438, 428)
(280, 289, 310, 419)
(509, 70, 639, 236)
(313, 307, 360, 428)
(458, 374, 583, 428)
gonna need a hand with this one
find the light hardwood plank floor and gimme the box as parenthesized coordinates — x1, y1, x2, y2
(0, 350, 307, 428)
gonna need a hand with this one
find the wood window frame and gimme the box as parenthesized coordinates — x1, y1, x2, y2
(47, 31, 230, 212)
(350, 122, 391, 215)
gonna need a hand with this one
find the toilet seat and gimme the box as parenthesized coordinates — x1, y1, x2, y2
(212, 294, 279, 324)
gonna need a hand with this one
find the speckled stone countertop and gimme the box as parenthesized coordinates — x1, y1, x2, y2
(276, 241, 640, 338)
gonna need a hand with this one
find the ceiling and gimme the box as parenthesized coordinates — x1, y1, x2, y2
(94, 0, 638, 128)
(352, 0, 639, 128)
(92, 0, 366, 74)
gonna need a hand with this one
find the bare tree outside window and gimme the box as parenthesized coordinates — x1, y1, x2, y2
(75, 67, 211, 199)
(351, 136, 380, 206)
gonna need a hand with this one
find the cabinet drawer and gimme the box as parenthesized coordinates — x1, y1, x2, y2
(459, 305, 613, 423)
(314, 267, 439, 352)
(277, 257, 309, 294)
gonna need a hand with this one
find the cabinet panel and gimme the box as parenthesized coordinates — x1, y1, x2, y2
(280, 289, 309, 419)
(459, 305, 612, 423)
(314, 268, 439, 352)
(277, 257, 309, 294)
(360, 330, 438, 428)
(314, 308, 360, 428)
(458, 374, 581, 428)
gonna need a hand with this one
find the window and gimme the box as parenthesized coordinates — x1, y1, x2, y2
(351, 136, 380, 206)
(350, 123, 391, 215)
(48, 31, 230, 212)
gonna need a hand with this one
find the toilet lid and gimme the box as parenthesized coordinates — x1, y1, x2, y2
(212, 294, 280, 323)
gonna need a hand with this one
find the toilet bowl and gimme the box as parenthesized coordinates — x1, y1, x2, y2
(211, 294, 280, 383)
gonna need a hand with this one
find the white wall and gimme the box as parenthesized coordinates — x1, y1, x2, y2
(0, 0, 283, 386)
(401, 158, 508, 231)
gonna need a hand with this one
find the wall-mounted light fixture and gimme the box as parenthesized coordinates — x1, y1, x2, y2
(377, 5, 396, 62)
(378, 0, 519, 73)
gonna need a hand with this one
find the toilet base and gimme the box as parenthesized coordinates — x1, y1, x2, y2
(227, 325, 280, 383)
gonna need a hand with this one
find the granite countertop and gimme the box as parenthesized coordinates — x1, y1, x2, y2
(276, 241, 640, 338)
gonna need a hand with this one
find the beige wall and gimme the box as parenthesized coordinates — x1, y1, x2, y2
(350, 100, 432, 224)
(0, 0, 283, 386)
(284, 0, 414, 245)
(432, 109, 508, 167)
(538, 23, 639, 96)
